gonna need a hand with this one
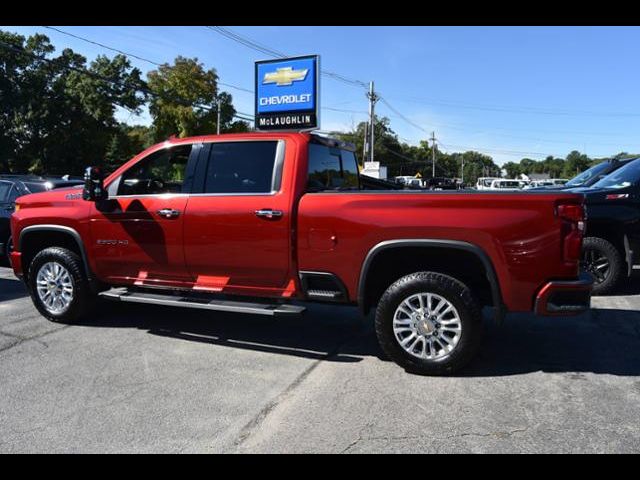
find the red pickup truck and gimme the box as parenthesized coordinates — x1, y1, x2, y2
(9, 132, 592, 374)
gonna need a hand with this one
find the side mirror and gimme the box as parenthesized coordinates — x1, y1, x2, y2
(83, 166, 108, 202)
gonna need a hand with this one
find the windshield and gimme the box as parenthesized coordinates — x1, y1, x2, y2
(593, 158, 640, 190)
(24, 182, 50, 193)
(496, 181, 520, 188)
(565, 161, 611, 187)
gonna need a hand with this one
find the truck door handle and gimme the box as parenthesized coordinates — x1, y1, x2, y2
(157, 208, 180, 219)
(255, 209, 283, 219)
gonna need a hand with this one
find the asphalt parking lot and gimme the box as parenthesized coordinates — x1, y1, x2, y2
(1, 266, 639, 453)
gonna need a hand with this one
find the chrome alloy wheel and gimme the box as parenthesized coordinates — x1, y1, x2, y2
(36, 262, 74, 315)
(393, 292, 462, 360)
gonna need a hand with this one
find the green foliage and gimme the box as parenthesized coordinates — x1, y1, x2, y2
(0, 29, 248, 176)
(0, 30, 148, 175)
(336, 117, 500, 185)
(104, 123, 153, 174)
(147, 57, 248, 141)
(501, 151, 640, 181)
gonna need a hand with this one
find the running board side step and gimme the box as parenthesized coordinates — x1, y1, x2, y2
(99, 288, 306, 317)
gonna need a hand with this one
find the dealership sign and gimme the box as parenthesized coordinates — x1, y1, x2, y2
(255, 55, 319, 131)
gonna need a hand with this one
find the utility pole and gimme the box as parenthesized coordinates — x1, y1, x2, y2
(430, 131, 437, 178)
(366, 81, 379, 163)
(362, 122, 368, 168)
(216, 99, 221, 135)
(460, 154, 464, 184)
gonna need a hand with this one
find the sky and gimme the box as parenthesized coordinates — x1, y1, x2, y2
(3, 25, 640, 165)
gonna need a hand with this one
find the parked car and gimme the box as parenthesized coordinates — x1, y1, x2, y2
(524, 180, 555, 189)
(576, 158, 640, 294)
(0, 175, 84, 266)
(425, 177, 458, 190)
(475, 177, 498, 190)
(487, 179, 522, 191)
(394, 176, 423, 189)
(9, 133, 592, 375)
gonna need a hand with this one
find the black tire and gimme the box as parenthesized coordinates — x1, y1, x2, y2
(375, 272, 483, 375)
(27, 247, 94, 323)
(582, 237, 625, 296)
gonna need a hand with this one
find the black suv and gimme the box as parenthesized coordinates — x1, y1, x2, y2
(0, 175, 84, 266)
(575, 158, 640, 294)
(425, 177, 459, 190)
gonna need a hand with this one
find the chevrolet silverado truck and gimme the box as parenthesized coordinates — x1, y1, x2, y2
(9, 132, 593, 374)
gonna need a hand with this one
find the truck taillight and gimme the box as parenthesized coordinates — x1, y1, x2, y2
(557, 203, 585, 263)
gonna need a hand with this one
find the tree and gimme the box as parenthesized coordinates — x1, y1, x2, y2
(563, 150, 591, 178)
(0, 30, 147, 175)
(104, 124, 153, 174)
(147, 56, 247, 141)
(335, 117, 501, 183)
(503, 161, 522, 179)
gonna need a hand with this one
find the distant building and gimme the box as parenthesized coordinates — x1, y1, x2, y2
(361, 161, 388, 180)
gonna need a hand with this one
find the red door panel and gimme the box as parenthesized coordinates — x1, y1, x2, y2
(182, 139, 293, 295)
(183, 194, 290, 291)
(89, 195, 190, 286)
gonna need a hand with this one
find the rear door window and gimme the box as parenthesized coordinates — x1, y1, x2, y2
(203, 141, 280, 194)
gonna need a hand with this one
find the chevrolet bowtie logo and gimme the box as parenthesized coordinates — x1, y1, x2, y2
(263, 67, 309, 86)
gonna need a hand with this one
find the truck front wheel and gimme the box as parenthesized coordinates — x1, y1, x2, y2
(375, 272, 483, 375)
(28, 247, 94, 323)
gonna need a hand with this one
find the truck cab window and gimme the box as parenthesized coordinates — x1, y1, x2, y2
(307, 144, 359, 191)
(117, 145, 192, 196)
(204, 141, 278, 194)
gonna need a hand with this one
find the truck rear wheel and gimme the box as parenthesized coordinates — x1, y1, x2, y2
(28, 247, 94, 323)
(582, 237, 624, 295)
(375, 272, 483, 375)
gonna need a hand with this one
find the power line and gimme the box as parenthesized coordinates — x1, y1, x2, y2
(41, 26, 254, 95)
(27, 28, 636, 158)
(206, 26, 369, 89)
(385, 94, 640, 118)
(204, 26, 628, 153)
(0, 39, 255, 125)
(377, 96, 430, 135)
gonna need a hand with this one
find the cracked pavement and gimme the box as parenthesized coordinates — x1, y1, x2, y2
(1, 267, 640, 453)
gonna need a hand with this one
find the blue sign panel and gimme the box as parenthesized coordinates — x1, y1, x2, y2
(255, 55, 319, 131)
